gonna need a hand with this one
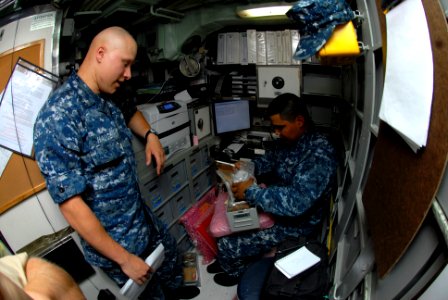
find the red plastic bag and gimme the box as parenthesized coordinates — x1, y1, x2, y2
(179, 187, 218, 264)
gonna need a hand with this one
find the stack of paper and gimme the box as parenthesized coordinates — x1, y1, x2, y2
(120, 243, 165, 299)
(274, 245, 320, 279)
(379, 0, 433, 153)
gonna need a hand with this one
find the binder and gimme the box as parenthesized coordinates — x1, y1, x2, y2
(239, 32, 248, 65)
(246, 29, 257, 64)
(217, 33, 226, 64)
(266, 31, 277, 65)
(256, 31, 267, 65)
(226, 32, 240, 64)
(290, 30, 301, 65)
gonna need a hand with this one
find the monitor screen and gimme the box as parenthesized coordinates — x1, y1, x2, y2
(213, 100, 251, 134)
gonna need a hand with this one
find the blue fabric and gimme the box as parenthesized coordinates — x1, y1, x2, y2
(216, 131, 337, 277)
(237, 257, 275, 300)
(33, 72, 182, 293)
(286, 0, 355, 60)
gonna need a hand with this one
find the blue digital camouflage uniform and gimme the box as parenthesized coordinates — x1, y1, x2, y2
(33, 72, 182, 293)
(216, 131, 338, 277)
(286, 0, 355, 60)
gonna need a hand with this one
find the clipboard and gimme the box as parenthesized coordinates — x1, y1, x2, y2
(0, 58, 60, 158)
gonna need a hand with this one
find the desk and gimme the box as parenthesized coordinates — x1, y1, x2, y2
(211, 143, 259, 163)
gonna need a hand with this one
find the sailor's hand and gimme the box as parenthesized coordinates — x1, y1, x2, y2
(145, 134, 166, 175)
(120, 253, 153, 285)
(231, 177, 255, 200)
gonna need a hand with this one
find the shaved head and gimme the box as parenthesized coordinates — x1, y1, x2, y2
(89, 27, 135, 54)
(78, 26, 137, 94)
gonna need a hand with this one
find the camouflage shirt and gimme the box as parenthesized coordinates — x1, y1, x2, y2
(246, 131, 338, 228)
(33, 72, 149, 268)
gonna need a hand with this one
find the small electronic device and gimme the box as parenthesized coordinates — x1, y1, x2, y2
(212, 99, 251, 135)
(156, 101, 181, 113)
(216, 166, 260, 233)
(227, 203, 260, 232)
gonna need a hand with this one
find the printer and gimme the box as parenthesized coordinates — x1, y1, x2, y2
(138, 101, 191, 158)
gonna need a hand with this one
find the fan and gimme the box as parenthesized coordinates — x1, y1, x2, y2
(179, 35, 202, 78)
(179, 55, 200, 78)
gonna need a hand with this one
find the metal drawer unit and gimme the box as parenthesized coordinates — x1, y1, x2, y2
(189, 149, 203, 178)
(154, 201, 175, 230)
(170, 186, 192, 220)
(141, 176, 164, 210)
(160, 161, 188, 200)
(132, 135, 218, 252)
(200, 146, 212, 168)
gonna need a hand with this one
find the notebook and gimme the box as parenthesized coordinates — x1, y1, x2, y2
(274, 245, 321, 279)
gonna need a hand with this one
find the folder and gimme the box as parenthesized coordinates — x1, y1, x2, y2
(120, 244, 165, 299)
(317, 21, 360, 64)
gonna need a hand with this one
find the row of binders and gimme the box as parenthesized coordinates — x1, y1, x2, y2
(217, 29, 301, 66)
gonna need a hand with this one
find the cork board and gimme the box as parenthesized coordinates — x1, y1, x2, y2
(363, 0, 448, 278)
(0, 40, 46, 214)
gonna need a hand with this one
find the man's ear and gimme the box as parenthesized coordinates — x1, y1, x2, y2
(296, 115, 305, 128)
(96, 46, 105, 63)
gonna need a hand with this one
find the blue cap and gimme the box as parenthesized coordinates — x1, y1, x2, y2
(286, 0, 355, 60)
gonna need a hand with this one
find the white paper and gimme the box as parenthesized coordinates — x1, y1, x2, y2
(379, 0, 433, 152)
(174, 89, 192, 101)
(120, 243, 165, 299)
(274, 246, 321, 279)
(0, 64, 54, 156)
(0, 147, 13, 177)
(31, 12, 55, 31)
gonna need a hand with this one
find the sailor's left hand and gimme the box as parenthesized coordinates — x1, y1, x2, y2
(231, 177, 255, 200)
(145, 134, 166, 175)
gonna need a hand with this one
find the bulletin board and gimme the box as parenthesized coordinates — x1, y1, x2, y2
(363, 0, 448, 278)
(0, 40, 47, 214)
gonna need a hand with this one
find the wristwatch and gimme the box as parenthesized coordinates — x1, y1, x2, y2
(145, 128, 159, 142)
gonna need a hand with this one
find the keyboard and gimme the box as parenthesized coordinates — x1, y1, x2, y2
(226, 143, 244, 153)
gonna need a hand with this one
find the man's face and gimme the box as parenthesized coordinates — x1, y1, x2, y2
(270, 113, 304, 143)
(97, 38, 137, 94)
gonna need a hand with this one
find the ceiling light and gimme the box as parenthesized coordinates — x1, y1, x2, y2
(236, 2, 292, 18)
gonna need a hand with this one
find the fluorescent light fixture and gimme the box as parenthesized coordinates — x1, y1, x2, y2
(236, 2, 292, 18)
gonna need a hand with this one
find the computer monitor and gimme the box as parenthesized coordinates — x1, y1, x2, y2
(212, 100, 251, 135)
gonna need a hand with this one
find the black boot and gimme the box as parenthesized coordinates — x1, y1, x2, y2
(164, 286, 200, 300)
(213, 273, 240, 286)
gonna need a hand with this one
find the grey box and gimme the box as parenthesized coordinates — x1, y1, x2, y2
(192, 177, 202, 200)
(169, 222, 184, 242)
(303, 74, 341, 97)
(200, 146, 212, 168)
(189, 149, 203, 178)
(142, 178, 164, 210)
(160, 161, 187, 200)
(226, 207, 260, 232)
(155, 202, 174, 230)
(200, 168, 216, 192)
(170, 186, 192, 219)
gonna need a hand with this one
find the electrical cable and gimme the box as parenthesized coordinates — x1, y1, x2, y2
(145, 78, 170, 103)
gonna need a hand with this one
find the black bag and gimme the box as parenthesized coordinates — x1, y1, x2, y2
(261, 239, 330, 300)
